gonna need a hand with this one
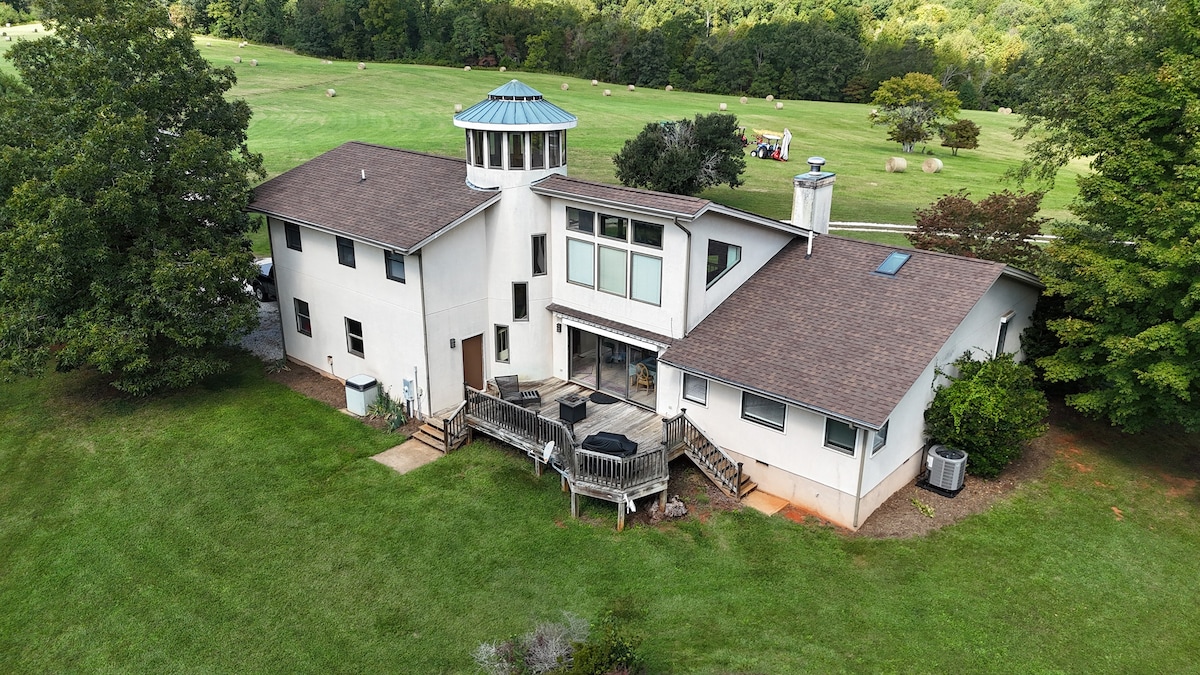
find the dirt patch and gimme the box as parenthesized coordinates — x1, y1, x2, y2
(266, 360, 391, 431)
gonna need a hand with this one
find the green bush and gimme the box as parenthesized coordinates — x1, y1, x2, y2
(568, 612, 642, 675)
(925, 352, 1049, 478)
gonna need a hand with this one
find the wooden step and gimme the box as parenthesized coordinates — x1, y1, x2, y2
(412, 424, 446, 452)
(418, 423, 445, 441)
(738, 477, 758, 499)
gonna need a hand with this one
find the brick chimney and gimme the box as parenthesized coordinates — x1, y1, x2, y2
(791, 157, 836, 235)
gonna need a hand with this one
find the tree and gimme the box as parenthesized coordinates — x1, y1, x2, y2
(925, 352, 1049, 478)
(940, 118, 980, 155)
(0, 0, 264, 394)
(909, 190, 1046, 269)
(869, 72, 960, 152)
(612, 113, 746, 196)
(1015, 0, 1200, 432)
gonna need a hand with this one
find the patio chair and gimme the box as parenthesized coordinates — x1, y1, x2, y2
(633, 363, 655, 393)
(494, 375, 542, 409)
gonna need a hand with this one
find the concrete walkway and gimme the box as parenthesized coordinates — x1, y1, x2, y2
(743, 490, 789, 516)
(372, 439, 442, 474)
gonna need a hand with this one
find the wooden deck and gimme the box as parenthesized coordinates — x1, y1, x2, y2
(521, 378, 663, 452)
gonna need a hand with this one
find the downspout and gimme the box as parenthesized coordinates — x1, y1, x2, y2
(852, 427, 868, 528)
(675, 218, 692, 336)
(416, 250, 432, 420)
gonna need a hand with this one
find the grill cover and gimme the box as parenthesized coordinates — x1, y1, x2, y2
(581, 432, 637, 458)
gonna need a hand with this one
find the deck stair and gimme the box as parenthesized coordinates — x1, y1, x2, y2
(663, 412, 756, 499)
(411, 422, 447, 453)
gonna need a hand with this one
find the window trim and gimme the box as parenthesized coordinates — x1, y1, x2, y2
(294, 298, 312, 337)
(494, 324, 510, 363)
(531, 234, 547, 276)
(384, 250, 405, 283)
(512, 282, 529, 321)
(548, 131, 561, 169)
(487, 130, 504, 168)
(336, 236, 356, 268)
(741, 391, 786, 432)
(596, 245, 628, 297)
(566, 237, 595, 288)
(630, 252, 662, 306)
(345, 317, 365, 357)
(682, 373, 708, 406)
(824, 418, 857, 456)
(997, 311, 1015, 355)
(705, 239, 741, 288)
(871, 420, 889, 455)
(284, 222, 302, 251)
(472, 129, 484, 168)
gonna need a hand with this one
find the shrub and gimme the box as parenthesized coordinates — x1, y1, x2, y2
(925, 352, 1049, 478)
(568, 612, 643, 675)
(474, 612, 590, 675)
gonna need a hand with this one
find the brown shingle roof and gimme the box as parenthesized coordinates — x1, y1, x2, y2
(546, 303, 675, 347)
(532, 174, 709, 218)
(249, 142, 499, 252)
(661, 236, 1021, 428)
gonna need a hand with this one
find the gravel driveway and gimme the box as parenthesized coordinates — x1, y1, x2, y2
(239, 300, 284, 362)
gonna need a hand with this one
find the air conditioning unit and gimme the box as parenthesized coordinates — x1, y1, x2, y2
(926, 445, 967, 492)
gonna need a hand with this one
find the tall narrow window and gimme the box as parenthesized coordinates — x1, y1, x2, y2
(508, 132, 525, 169)
(337, 236, 356, 268)
(294, 299, 312, 337)
(487, 131, 504, 168)
(598, 246, 627, 296)
(513, 282, 529, 321)
(494, 325, 510, 363)
(285, 222, 302, 251)
(872, 421, 889, 455)
(567, 207, 594, 234)
(531, 234, 547, 276)
(560, 130, 567, 165)
(345, 317, 365, 357)
(385, 250, 405, 283)
(706, 239, 741, 287)
(566, 239, 594, 287)
(465, 129, 472, 165)
(530, 132, 545, 169)
(472, 130, 484, 168)
(825, 419, 857, 455)
(630, 253, 662, 305)
(548, 131, 561, 168)
(997, 312, 1014, 354)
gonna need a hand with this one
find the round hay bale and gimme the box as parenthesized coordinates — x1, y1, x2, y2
(454, 103, 463, 113)
(560, 83, 569, 90)
(3, 36, 8, 42)
(357, 62, 366, 70)
(628, 84, 635, 91)
(665, 85, 673, 91)
(322, 60, 331, 65)
(463, 65, 471, 71)
(719, 102, 727, 111)
(250, 59, 258, 67)
(238, 41, 246, 48)
(922, 158, 944, 173)
(499, 66, 506, 72)
(591, 79, 598, 86)
(739, 96, 748, 104)
(776, 102, 785, 110)
(32, 27, 36, 32)
(326, 88, 336, 97)
(204, 41, 210, 47)
(233, 56, 241, 64)
(999, 106, 1012, 115)
(603, 89, 612, 97)
(885, 157, 908, 173)
(766, 94, 774, 101)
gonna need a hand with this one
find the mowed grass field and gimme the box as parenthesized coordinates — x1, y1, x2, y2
(1, 360, 1199, 671)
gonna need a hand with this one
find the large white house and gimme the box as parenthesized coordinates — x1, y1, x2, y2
(249, 80, 1041, 529)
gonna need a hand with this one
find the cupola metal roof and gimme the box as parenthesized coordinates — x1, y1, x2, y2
(453, 80, 578, 130)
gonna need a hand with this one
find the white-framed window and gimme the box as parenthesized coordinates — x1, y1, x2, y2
(630, 253, 662, 305)
(494, 324, 510, 363)
(825, 418, 857, 455)
(742, 392, 785, 431)
(683, 374, 707, 405)
(531, 234, 547, 276)
(285, 222, 302, 251)
(566, 238, 594, 287)
(597, 245, 627, 296)
(871, 420, 889, 455)
(706, 239, 741, 287)
(345, 317, 364, 357)
(632, 220, 663, 248)
(997, 311, 1015, 354)
(336, 236, 356, 268)
(294, 299, 312, 337)
(385, 250, 405, 283)
(513, 282, 529, 321)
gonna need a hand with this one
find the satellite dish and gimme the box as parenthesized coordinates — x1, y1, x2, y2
(542, 441, 555, 462)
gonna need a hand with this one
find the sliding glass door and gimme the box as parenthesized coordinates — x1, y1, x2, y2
(568, 327, 657, 408)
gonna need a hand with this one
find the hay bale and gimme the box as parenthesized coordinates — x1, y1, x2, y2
(591, 79, 598, 86)
(998, 106, 1012, 115)
(885, 157, 908, 173)
(628, 84, 635, 91)
(775, 102, 784, 110)
(233, 56, 241, 63)
(499, 66, 506, 72)
(665, 85, 673, 91)
(603, 89, 611, 96)
(739, 96, 748, 104)
(322, 60, 331, 65)
(454, 103, 463, 113)
(3, 36, 8, 42)
(922, 158, 944, 173)
(463, 65, 471, 71)
(560, 83, 569, 90)
(238, 41, 246, 48)
(357, 62, 365, 70)
(326, 88, 336, 97)
(719, 102, 727, 111)
(204, 41, 210, 46)
(766, 94, 774, 101)
(250, 59, 258, 67)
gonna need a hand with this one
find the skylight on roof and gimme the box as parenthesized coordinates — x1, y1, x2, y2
(875, 251, 912, 276)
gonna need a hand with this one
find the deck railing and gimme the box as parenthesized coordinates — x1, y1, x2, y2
(663, 412, 742, 498)
(572, 447, 668, 492)
(464, 386, 576, 462)
(443, 400, 469, 453)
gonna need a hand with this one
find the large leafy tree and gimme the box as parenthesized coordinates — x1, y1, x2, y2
(869, 72, 960, 152)
(1017, 0, 1200, 432)
(910, 190, 1047, 270)
(612, 113, 746, 196)
(0, 0, 264, 394)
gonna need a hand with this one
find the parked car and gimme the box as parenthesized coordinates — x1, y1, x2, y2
(251, 258, 277, 301)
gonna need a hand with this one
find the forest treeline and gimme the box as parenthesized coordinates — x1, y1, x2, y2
(4, 0, 1084, 108)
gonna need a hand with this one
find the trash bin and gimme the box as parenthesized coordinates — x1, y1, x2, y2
(345, 374, 378, 416)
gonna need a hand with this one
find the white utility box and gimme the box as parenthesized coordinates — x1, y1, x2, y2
(345, 374, 378, 416)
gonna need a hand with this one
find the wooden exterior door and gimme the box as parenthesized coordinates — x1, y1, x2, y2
(462, 334, 484, 391)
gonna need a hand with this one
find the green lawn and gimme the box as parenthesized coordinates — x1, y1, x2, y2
(2, 358, 1198, 672)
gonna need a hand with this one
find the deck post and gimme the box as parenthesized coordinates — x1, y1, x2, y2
(617, 501, 626, 532)
(535, 457, 543, 477)
(570, 490, 578, 518)
(658, 489, 667, 510)
(736, 462, 743, 498)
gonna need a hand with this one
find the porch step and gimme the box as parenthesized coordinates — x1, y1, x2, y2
(412, 423, 446, 453)
(738, 475, 758, 499)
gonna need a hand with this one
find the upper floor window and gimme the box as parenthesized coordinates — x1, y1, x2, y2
(495, 324, 510, 363)
(598, 246, 627, 296)
(531, 234, 547, 276)
(566, 238, 594, 287)
(706, 239, 741, 287)
(633, 220, 663, 248)
(294, 299, 312, 337)
(513, 282, 529, 321)
(630, 253, 662, 305)
(997, 311, 1014, 354)
(336, 236, 356, 268)
(600, 214, 627, 241)
(385, 250, 405, 283)
(285, 222, 302, 251)
(530, 132, 545, 170)
(683, 373, 707, 405)
(871, 421, 889, 455)
(508, 132, 525, 169)
(487, 131, 504, 168)
(472, 130, 484, 168)
(548, 131, 562, 168)
(567, 207, 594, 234)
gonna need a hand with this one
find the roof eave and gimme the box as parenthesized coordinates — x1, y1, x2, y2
(530, 184, 704, 220)
(1000, 265, 1045, 289)
(702, 203, 809, 236)
(247, 206, 412, 254)
(406, 191, 503, 253)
